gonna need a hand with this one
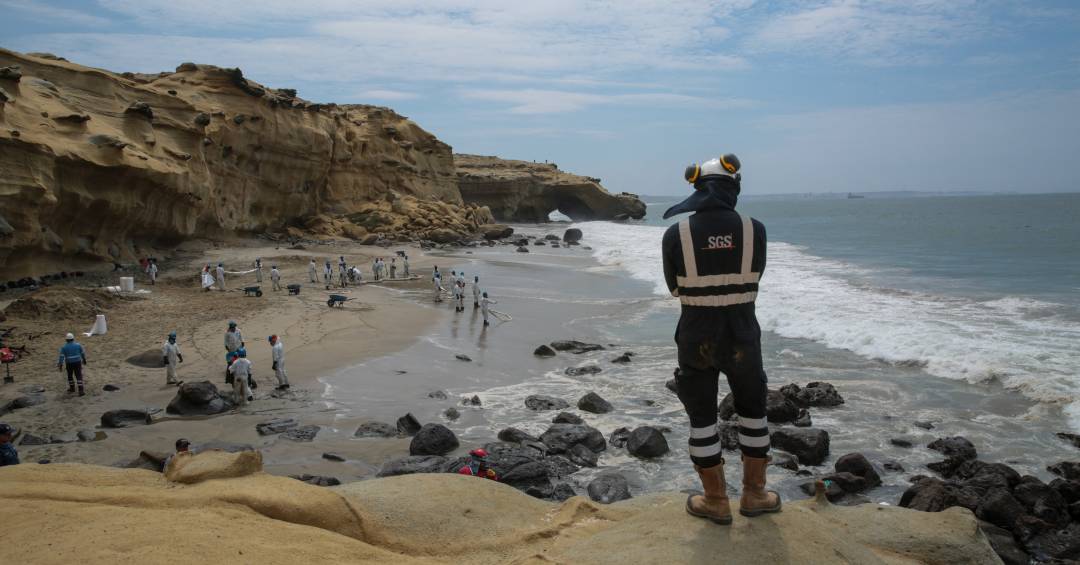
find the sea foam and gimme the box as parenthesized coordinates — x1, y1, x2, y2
(575, 220, 1080, 427)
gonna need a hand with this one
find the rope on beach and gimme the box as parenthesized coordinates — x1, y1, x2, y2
(490, 309, 512, 321)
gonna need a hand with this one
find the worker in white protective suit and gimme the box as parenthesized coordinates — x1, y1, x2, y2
(269, 335, 289, 390)
(224, 320, 244, 354)
(480, 292, 497, 327)
(452, 279, 463, 312)
(323, 261, 333, 287)
(147, 259, 158, 285)
(390, 258, 397, 279)
(162, 331, 183, 385)
(308, 259, 318, 283)
(270, 265, 282, 291)
(227, 348, 254, 405)
(433, 273, 444, 302)
(201, 265, 215, 291)
(216, 263, 226, 291)
(403, 255, 411, 277)
(254, 258, 263, 283)
(472, 276, 482, 309)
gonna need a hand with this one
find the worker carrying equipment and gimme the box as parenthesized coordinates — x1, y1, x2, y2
(662, 153, 780, 524)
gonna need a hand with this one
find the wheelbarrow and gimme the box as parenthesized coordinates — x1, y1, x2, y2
(327, 294, 354, 308)
(287, 284, 301, 296)
(243, 286, 263, 297)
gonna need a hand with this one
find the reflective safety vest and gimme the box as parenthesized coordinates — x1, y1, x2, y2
(674, 214, 759, 307)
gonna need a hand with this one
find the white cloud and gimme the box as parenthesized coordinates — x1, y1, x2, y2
(0, 0, 110, 27)
(356, 89, 419, 101)
(458, 88, 755, 114)
(747, 0, 986, 65)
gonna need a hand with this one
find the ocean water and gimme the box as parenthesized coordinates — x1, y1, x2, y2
(327, 192, 1079, 501)
(584, 193, 1080, 427)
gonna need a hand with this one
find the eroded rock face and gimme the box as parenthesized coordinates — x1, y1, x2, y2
(456, 154, 646, 222)
(0, 48, 464, 273)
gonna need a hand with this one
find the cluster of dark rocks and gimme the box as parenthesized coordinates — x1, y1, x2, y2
(0, 271, 84, 292)
(898, 435, 1080, 564)
(512, 228, 586, 253)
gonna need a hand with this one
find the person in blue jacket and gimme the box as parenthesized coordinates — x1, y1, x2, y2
(56, 333, 87, 396)
(0, 423, 19, 466)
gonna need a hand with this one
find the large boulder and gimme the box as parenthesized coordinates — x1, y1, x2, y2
(898, 476, 980, 512)
(1013, 479, 1070, 527)
(566, 365, 602, 377)
(166, 381, 233, 416)
(497, 427, 538, 443)
(480, 224, 514, 240)
(281, 425, 320, 442)
(550, 340, 604, 354)
(377, 455, 450, 477)
(577, 392, 613, 414)
(256, 418, 298, 436)
(165, 449, 263, 484)
(1048, 461, 1080, 481)
(718, 390, 799, 424)
(552, 412, 584, 425)
(928, 437, 978, 461)
(409, 424, 459, 456)
(626, 426, 669, 458)
(979, 521, 1030, 565)
(355, 421, 399, 438)
(396, 413, 423, 436)
(975, 488, 1026, 531)
(525, 395, 569, 411)
(587, 473, 632, 504)
(1025, 522, 1080, 563)
(101, 409, 151, 428)
(780, 382, 844, 407)
(533, 344, 556, 358)
(834, 453, 882, 489)
(563, 228, 583, 243)
(770, 428, 830, 466)
(539, 423, 606, 454)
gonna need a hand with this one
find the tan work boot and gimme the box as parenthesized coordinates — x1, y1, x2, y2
(685, 462, 733, 525)
(740, 455, 782, 517)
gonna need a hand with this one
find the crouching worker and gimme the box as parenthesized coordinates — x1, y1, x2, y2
(458, 448, 498, 480)
(227, 348, 254, 406)
(662, 154, 780, 524)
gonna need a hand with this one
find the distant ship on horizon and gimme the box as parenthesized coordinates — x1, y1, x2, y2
(847, 192, 865, 199)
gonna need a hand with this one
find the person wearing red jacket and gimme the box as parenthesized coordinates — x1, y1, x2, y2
(458, 448, 498, 481)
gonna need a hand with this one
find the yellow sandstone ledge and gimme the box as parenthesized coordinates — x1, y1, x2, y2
(0, 450, 1001, 564)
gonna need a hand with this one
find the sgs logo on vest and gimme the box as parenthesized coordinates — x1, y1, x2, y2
(703, 234, 735, 250)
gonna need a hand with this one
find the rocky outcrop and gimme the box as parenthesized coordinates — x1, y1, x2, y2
(0, 49, 471, 274)
(456, 154, 646, 222)
(0, 456, 1005, 564)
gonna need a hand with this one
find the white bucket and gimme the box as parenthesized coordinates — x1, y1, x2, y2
(84, 314, 108, 337)
(119, 277, 134, 292)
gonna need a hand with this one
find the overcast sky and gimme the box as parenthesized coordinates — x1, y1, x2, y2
(2, 0, 1079, 195)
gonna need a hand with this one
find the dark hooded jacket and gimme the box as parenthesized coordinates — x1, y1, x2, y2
(661, 176, 767, 342)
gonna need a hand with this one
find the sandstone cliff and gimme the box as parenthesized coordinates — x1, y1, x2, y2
(0, 451, 1003, 564)
(0, 48, 466, 274)
(456, 154, 646, 223)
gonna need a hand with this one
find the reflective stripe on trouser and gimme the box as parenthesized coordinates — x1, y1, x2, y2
(675, 337, 770, 464)
(65, 362, 84, 388)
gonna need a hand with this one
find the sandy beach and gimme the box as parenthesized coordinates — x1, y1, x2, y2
(0, 236, 447, 476)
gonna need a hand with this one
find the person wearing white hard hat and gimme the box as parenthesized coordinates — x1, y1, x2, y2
(56, 333, 87, 396)
(662, 153, 779, 525)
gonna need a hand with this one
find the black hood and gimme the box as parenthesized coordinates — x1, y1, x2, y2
(662, 176, 741, 219)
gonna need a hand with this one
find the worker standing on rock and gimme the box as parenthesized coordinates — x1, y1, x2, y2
(270, 265, 282, 291)
(308, 259, 318, 283)
(472, 276, 482, 309)
(269, 335, 289, 390)
(162, 331, 183, 385)
(662, 154, 779, 524)
(480, 292, 496, 326)
(216, 263, 226, 291)
(254, 258, 263, 283)
(56, 333, 87, 396)
(227, 348, 254, 405)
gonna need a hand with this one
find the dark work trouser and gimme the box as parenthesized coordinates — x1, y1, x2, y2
(65, 362, 85, 390)
(675, 333, 769, 467)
